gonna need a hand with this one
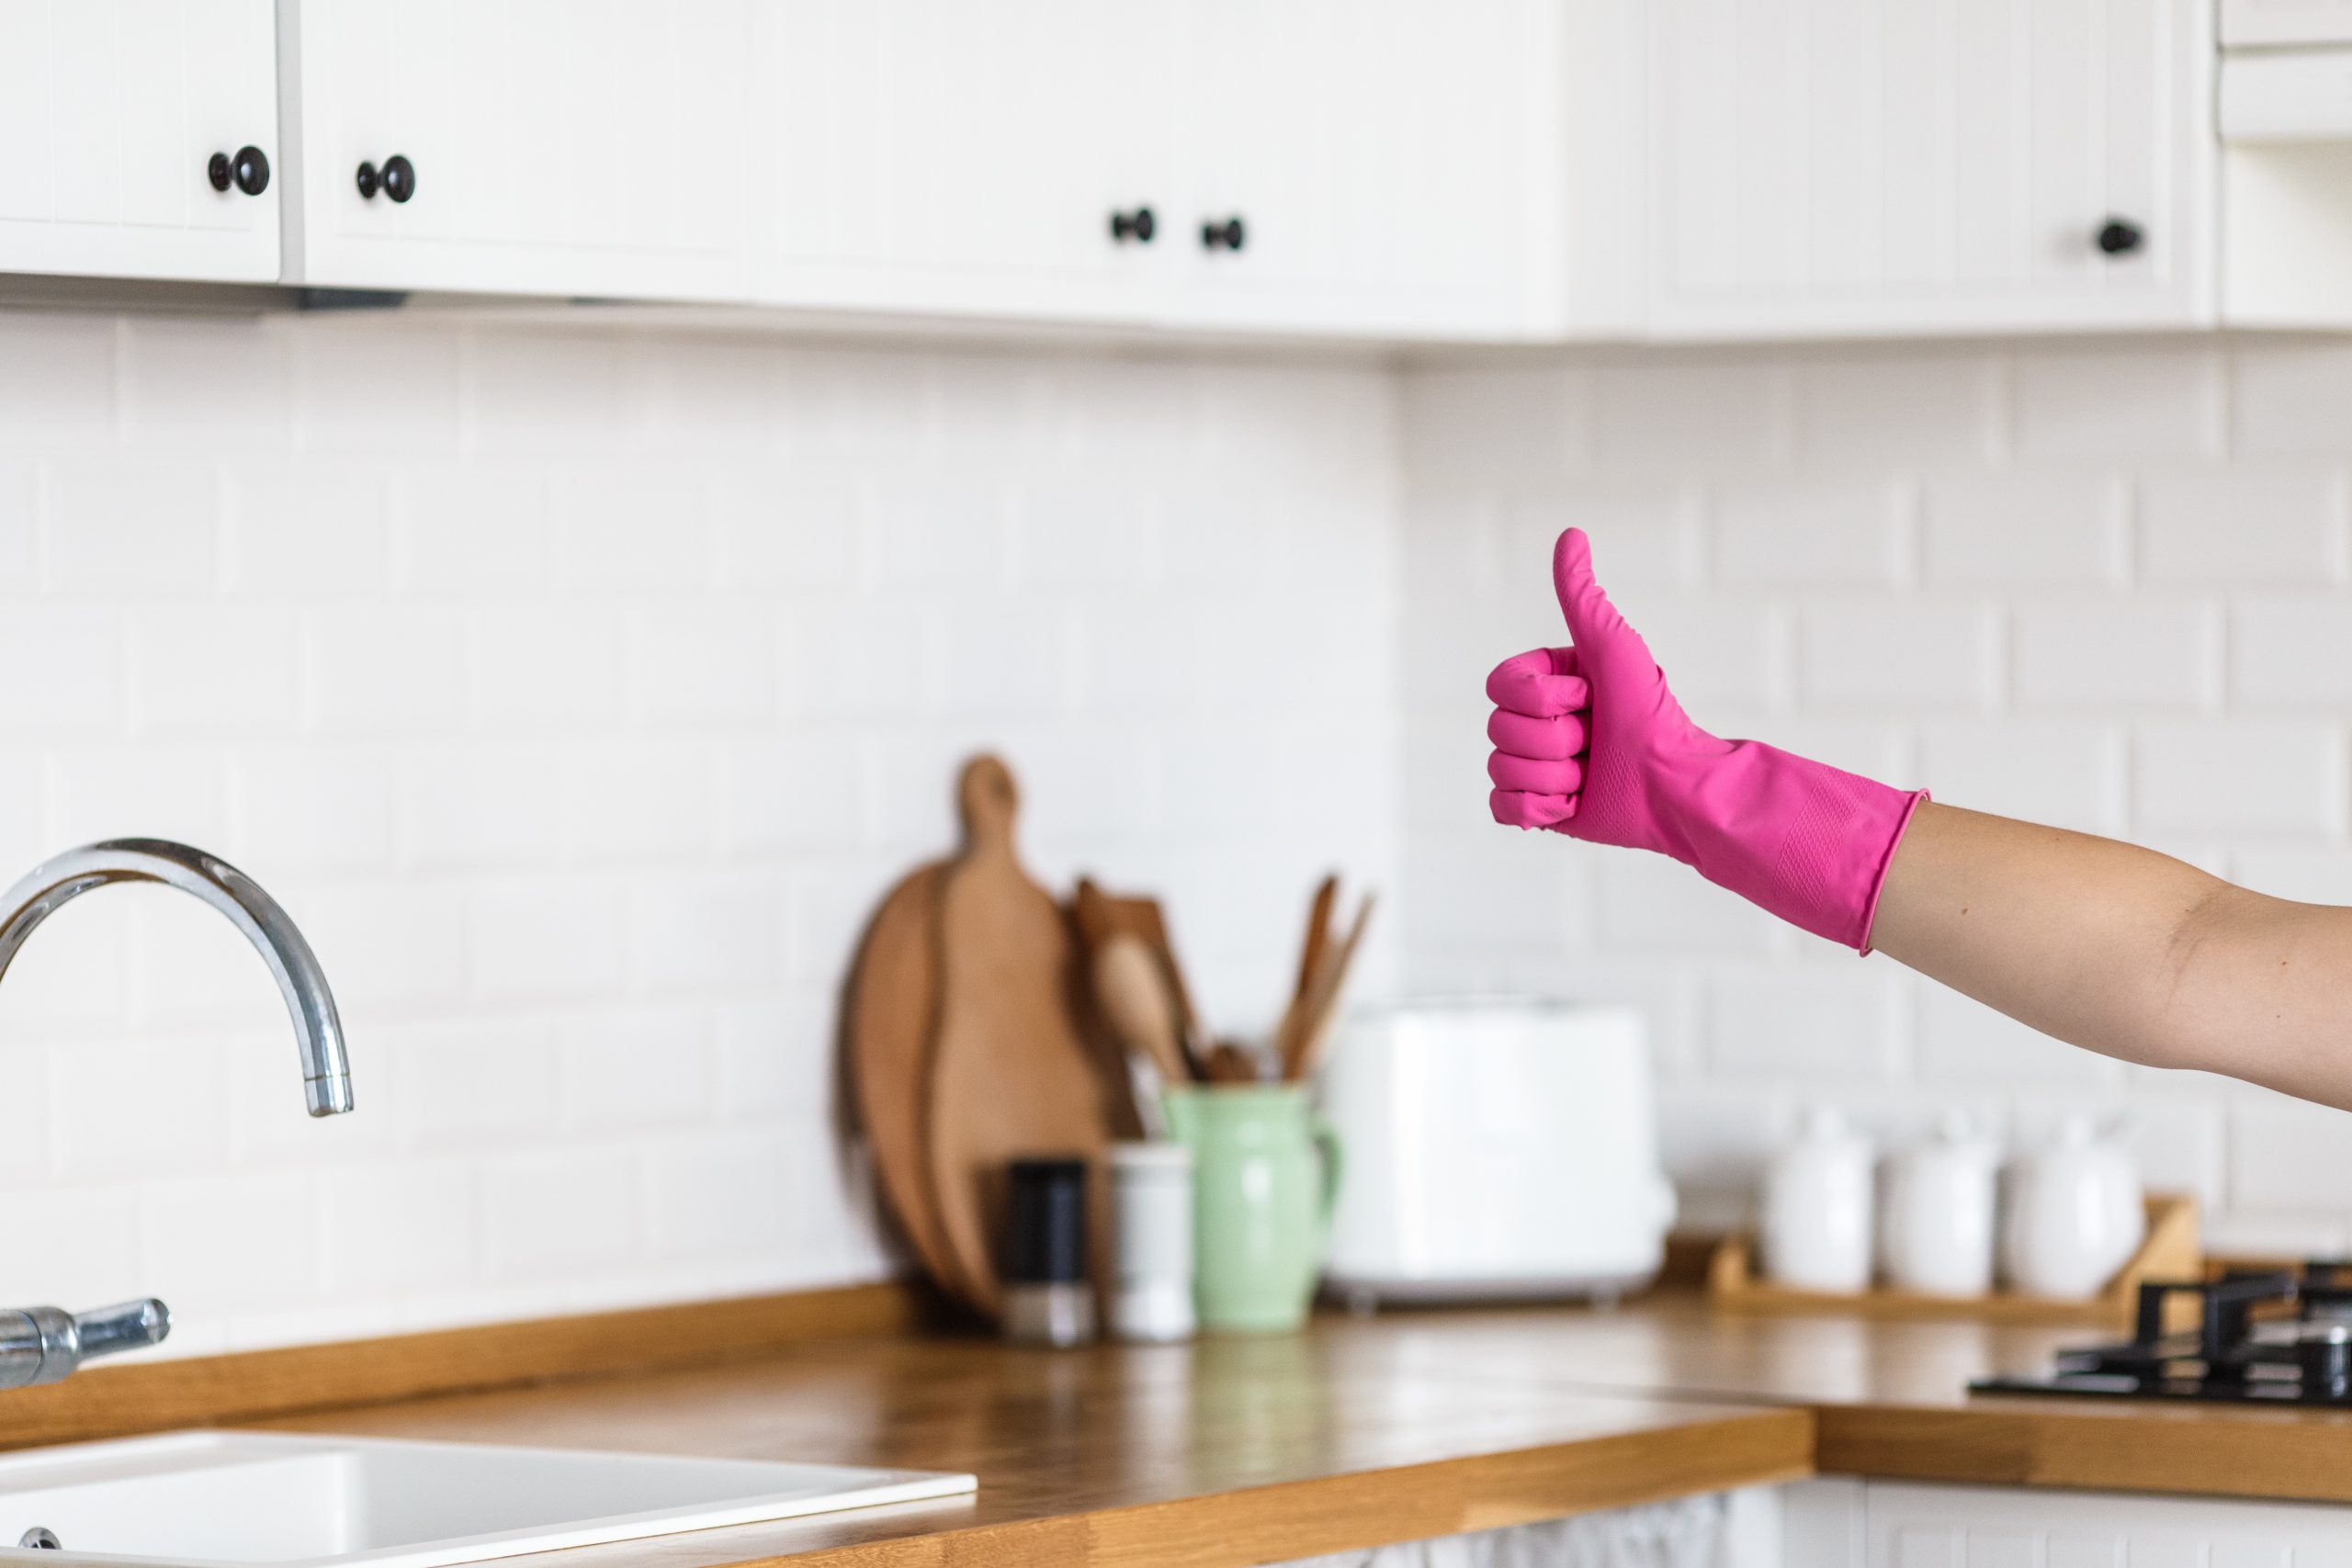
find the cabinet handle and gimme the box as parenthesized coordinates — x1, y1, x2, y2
(206, 146, 270, 197)
(1200, 216, 1246, 252)
(2096, 218, 2143, 257)
(356, 154, 416, 204)
(1109, 207, 1156, 244)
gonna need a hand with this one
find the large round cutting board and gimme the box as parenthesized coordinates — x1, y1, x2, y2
(844, 860, 969, 1305)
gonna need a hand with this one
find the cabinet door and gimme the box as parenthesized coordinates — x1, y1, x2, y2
(1169, 0, 1565, 340)
(1863, 1481, 2352, 1565)
(754, 0, 1173, 324)
(1647, 0, 2215, 338)
(284, 0, 753, 299)
(0, 0, 279, 283)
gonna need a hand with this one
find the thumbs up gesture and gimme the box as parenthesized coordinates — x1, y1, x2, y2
(1485, 528, 1928, 953)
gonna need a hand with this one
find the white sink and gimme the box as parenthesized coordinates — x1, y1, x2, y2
(0, 1431, 974, 1568)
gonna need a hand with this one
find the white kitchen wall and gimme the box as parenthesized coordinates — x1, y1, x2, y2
(0, 308, 1398, 1354)
(21, 308, 2352, 1354)
(1397, 336, 2352, 1254)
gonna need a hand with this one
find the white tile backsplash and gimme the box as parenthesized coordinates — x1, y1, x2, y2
(19, 310, 2350, 1349)
(0, 311, 1397, 1351)
(1401, 336, 2352, 1242)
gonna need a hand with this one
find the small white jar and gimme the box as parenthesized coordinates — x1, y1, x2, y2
(1107, 1142, 1194, 1342)
(2000, 1114, 2144, 1299)
(1759, 1106, 1875, 1293)
(1878, 1111, 2000, 1297)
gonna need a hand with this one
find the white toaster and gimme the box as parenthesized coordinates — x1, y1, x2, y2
(1318, 999, 1677, 1307)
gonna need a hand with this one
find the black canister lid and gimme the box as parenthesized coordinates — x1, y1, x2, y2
(1002, 1156, 1089, 1285)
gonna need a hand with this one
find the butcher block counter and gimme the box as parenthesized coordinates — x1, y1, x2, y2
(179, 1292, 2352, 1568)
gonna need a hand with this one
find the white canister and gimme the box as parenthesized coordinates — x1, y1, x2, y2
(1999, 1114, 2145, 1299)
(1107, 1142, 1194, 1342)
(1759, 1106, 1875, 1293)
(1878, 1112, 1999, 1297)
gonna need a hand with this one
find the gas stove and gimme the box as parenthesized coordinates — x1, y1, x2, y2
(1973, 1265, 2352, 1406)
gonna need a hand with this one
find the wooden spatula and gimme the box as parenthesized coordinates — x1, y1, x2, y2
(1275, 874, 1340, 1080)
(1294, 874, 1338, 1006)
(1288, 892, 1374, 1083)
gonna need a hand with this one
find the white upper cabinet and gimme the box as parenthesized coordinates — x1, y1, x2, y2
(752, 0, 1567, 340)
(0, 1, 2271, 344)
(1643, 0, 2217, 338)
(1167, 0, 1566, 339)
(280, 0, 755, 299)
(0, 0, 280, 283)
(754, 0, 1172, 324)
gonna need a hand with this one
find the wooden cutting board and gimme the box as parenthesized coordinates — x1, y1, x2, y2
(843, 862, 971, 1305)
(924, 755, 1128, 1316)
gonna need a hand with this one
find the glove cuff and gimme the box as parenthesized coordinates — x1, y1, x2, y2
(1685, 743, 1927, 952)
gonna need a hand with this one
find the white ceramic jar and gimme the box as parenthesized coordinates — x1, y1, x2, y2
(1999, 1114, 2145, 1299)
(1878, 1112, 1999, 1297)
(1759, 1106, 1875, 1293)
(1107, 1141, 1195, 1341)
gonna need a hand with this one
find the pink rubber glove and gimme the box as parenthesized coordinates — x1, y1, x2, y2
(1487, 528, 1926, 952)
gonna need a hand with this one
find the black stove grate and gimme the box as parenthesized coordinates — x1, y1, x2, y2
(1971, 1262, 2352, 1407)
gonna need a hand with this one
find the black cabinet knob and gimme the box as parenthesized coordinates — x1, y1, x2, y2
(207, 146, 269, 197)
(1109, 206, 1156, 244)
(356, 155, 416, 203)
(2096, 217, 2143, 256)
(1201, 216, 1246, 252)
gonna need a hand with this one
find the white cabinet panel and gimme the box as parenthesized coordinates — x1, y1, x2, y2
(1862, 1482, 2352, 1567)
(2223, 0, 2352, 45)
(0, 0, 278, 282)
(754, 0, 1168, 323)
(283, 0, 754, 299)
(1169, 0, 1564, 339)
(752, 0, 1564, 340)
(1647, 0, 2214, 337)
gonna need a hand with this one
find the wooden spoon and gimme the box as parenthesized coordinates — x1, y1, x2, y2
(1074, 880, 1204, 1078)
(1093, 934, 1193, 1090)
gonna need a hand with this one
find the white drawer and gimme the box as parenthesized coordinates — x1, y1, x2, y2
(2224, 0, 2352, 47)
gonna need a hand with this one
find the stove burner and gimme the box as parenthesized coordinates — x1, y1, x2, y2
(1973, 1263, 2352, 1407)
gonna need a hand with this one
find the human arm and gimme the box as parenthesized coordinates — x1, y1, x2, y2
(1871, 802, 2352, 1111)
(1488, 527, 2352, 1111)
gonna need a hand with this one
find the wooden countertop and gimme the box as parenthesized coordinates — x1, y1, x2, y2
(243, 1294, 2352, 1568)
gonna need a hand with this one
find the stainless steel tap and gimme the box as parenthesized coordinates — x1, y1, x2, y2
(0, 839, 355, 1391)
(0, 1301, 170, 1390)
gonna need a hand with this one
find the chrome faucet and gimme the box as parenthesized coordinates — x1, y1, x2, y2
(0, 839, 355, 1391)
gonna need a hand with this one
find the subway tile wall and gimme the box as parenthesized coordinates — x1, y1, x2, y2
(1397, 338, 2352, 1252)
(0, 310, 1398, 1354)
(17, 310, 2346, 1350)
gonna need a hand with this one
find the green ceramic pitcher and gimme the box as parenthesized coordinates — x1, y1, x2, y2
(1163, 1084, 1342, 1334)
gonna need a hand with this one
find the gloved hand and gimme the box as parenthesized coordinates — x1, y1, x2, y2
(1487, 528, 1926, 952)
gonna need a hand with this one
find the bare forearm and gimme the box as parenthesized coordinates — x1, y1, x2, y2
(1871, 803, 2352, 1109)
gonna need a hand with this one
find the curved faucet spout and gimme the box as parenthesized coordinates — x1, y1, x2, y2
(0, 839, 354, 1116)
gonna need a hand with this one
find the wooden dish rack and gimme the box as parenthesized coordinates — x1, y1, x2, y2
(1707, 1193, 2200, 1327)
